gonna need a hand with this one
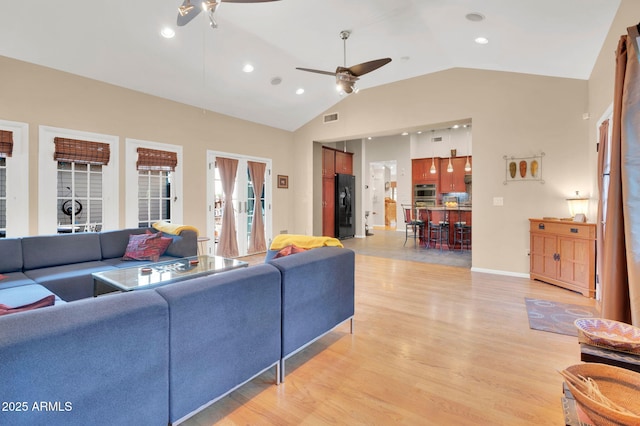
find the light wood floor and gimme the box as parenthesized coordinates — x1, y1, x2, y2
(184, 249, 597, 425)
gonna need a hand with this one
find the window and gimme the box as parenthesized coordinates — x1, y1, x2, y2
(138, 170, 171, 227)
(39, 126, 118, 235)
(0, 120, 29, 237)
(125, 139, 182, 228)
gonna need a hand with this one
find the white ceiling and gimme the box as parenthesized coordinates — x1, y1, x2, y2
(0, 0, 621, 131)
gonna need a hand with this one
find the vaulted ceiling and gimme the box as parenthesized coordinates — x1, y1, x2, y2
(0, 0, 621, 131)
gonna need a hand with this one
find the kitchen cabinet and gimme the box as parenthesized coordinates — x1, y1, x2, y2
(322, 147, 335, 177)
(322, 147, 353, 237)
(322, 177, 335, 237)
(335, 151, 353, 174)
(529, 218, 596, 298)
(439, 157, 468, 192)
(412, 158, 438, 184)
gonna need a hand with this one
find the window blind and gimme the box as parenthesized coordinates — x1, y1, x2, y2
(53, 137, 110, 165)
(136, 147, 178, 171)
(0, 130, 13, 158)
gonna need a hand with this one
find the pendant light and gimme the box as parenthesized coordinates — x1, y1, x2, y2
(429, 130, 437, 173)
(464, 126, 472, 172)
(446, 128, 453, 173)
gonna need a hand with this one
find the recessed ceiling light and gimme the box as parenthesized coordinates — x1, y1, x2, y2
(160, 27, 175, 39)
(417, 131, 422, 134)
(367, 137, 372, 140)
(453, 124, 460, 129)
(466, 12, 485, 22)
(243, 64, 254, 73)
(270, 77, 282, 85)
(401, 132, 409, 136)
(296, 88, 304, 95)
(475, 37, 489, 45)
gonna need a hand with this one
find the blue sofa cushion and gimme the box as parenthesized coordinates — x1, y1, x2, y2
(24, 261, 114, 301)
(98, 228, 149, 259)
(22, 233, 102, 270)
(0, 238, 23, 272)
(0, 294, 55, 316)
(0, 291, 169, 426)
(0, 283, 64, 307)
(162, 230, 197, 258)
(155, 264, 282, 424)
(269, 247, 355, 358)
(0, 271, 37, 289)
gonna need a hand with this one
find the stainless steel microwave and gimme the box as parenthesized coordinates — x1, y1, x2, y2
(414, 184, 436, 198)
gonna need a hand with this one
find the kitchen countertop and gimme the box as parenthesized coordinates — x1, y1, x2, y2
(425, 205, 472, 211)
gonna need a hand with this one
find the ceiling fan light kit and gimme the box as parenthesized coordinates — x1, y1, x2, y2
(297, 30, 391, 95)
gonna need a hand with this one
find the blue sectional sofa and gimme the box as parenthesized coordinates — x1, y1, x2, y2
(0, 227, 197, 303)
(0, 244, 355, 425)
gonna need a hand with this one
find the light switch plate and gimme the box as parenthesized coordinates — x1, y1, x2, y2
(493, 197, 504, 206)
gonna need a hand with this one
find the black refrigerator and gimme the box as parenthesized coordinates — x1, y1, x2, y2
(335, 173, 355, 239)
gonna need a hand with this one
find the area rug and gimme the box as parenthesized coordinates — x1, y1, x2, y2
(525, 298, 599, 337)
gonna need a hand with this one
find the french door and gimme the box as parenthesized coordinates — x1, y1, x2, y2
(206, 151, 272, 257)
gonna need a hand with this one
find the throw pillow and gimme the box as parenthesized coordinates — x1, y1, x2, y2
(122, 232, 162, 262)
(274, 244, 307, 259)
(145, 230, 172, 256)
(0, 295, 55, 316)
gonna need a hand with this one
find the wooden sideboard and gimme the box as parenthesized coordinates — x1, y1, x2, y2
(529, 218, 596, 298)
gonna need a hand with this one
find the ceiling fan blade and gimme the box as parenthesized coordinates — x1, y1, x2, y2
(348, 58, 392, 77)
(177, 0, 202, 26)
(296, 67, 337, 77)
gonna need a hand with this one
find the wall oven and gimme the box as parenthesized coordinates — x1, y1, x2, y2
(414, 184, 436, 199)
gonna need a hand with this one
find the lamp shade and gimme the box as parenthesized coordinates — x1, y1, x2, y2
(567, 191, 589, 220)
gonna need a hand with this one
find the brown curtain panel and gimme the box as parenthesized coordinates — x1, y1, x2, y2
(621, 26, 640, 325)
(216, 157, 239, 258)
(596, 119, 609, 298)
(247, 161, 266, 254)
(0, 130, 13, 157)
(53, 137, 110, 165)
(600, 30, 640, 324)
(136, 147, 178, 171)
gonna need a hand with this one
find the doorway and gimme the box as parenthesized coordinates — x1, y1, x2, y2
(206, 151, 272, 257)
(369, 161, 397, 230)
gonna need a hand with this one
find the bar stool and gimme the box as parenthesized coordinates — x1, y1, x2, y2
(402, 204, 424, 247)
(453, 209, 471, 251)
(427, 209, 449, 251)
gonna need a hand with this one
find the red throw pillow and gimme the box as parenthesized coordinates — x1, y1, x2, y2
(0, 295, 55, 316)
(274, 244, 307, 259)
(123, 233, 162, 262)
(146, 230, 172, 256)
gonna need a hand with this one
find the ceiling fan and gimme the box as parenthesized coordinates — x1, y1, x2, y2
(296, 30, 392, 94)
(177, 0, 280, 29)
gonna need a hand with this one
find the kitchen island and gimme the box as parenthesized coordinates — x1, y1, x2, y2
(417, 205, 472, 250)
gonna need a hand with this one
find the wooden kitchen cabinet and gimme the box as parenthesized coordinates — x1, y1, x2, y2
(335, 151, 353, 174)
(322, 147, 353, 237)
(322, 147, 335, 177)
(529, 218, 596, 297)
(439, 157, 468, 192)
(412, 158, 438, 184)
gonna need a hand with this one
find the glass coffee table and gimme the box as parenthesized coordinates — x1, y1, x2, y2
(92, 255, 248, 296)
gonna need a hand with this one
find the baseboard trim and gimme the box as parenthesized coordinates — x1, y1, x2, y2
(470, 267, 529, 279)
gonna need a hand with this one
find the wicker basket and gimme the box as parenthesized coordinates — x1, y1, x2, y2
(563, 363, 640, 426)
(575, 318, 640, 355)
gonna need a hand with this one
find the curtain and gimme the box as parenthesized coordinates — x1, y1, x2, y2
(600, 28, 640, 324)
(596, 119, 609, 300)
(216, 157, 239, 258)
(247, 161, 266, 254)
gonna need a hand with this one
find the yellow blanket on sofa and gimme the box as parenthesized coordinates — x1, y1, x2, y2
(269, 234, 343, 251)
(153, 221, 200, 236)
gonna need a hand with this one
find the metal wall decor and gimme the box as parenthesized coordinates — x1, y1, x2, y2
(503, 153, 544, 184)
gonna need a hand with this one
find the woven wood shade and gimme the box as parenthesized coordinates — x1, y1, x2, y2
(54, 137, 110, 165)
(0, 130, 13, 158)
(136, 147, 177, 171)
